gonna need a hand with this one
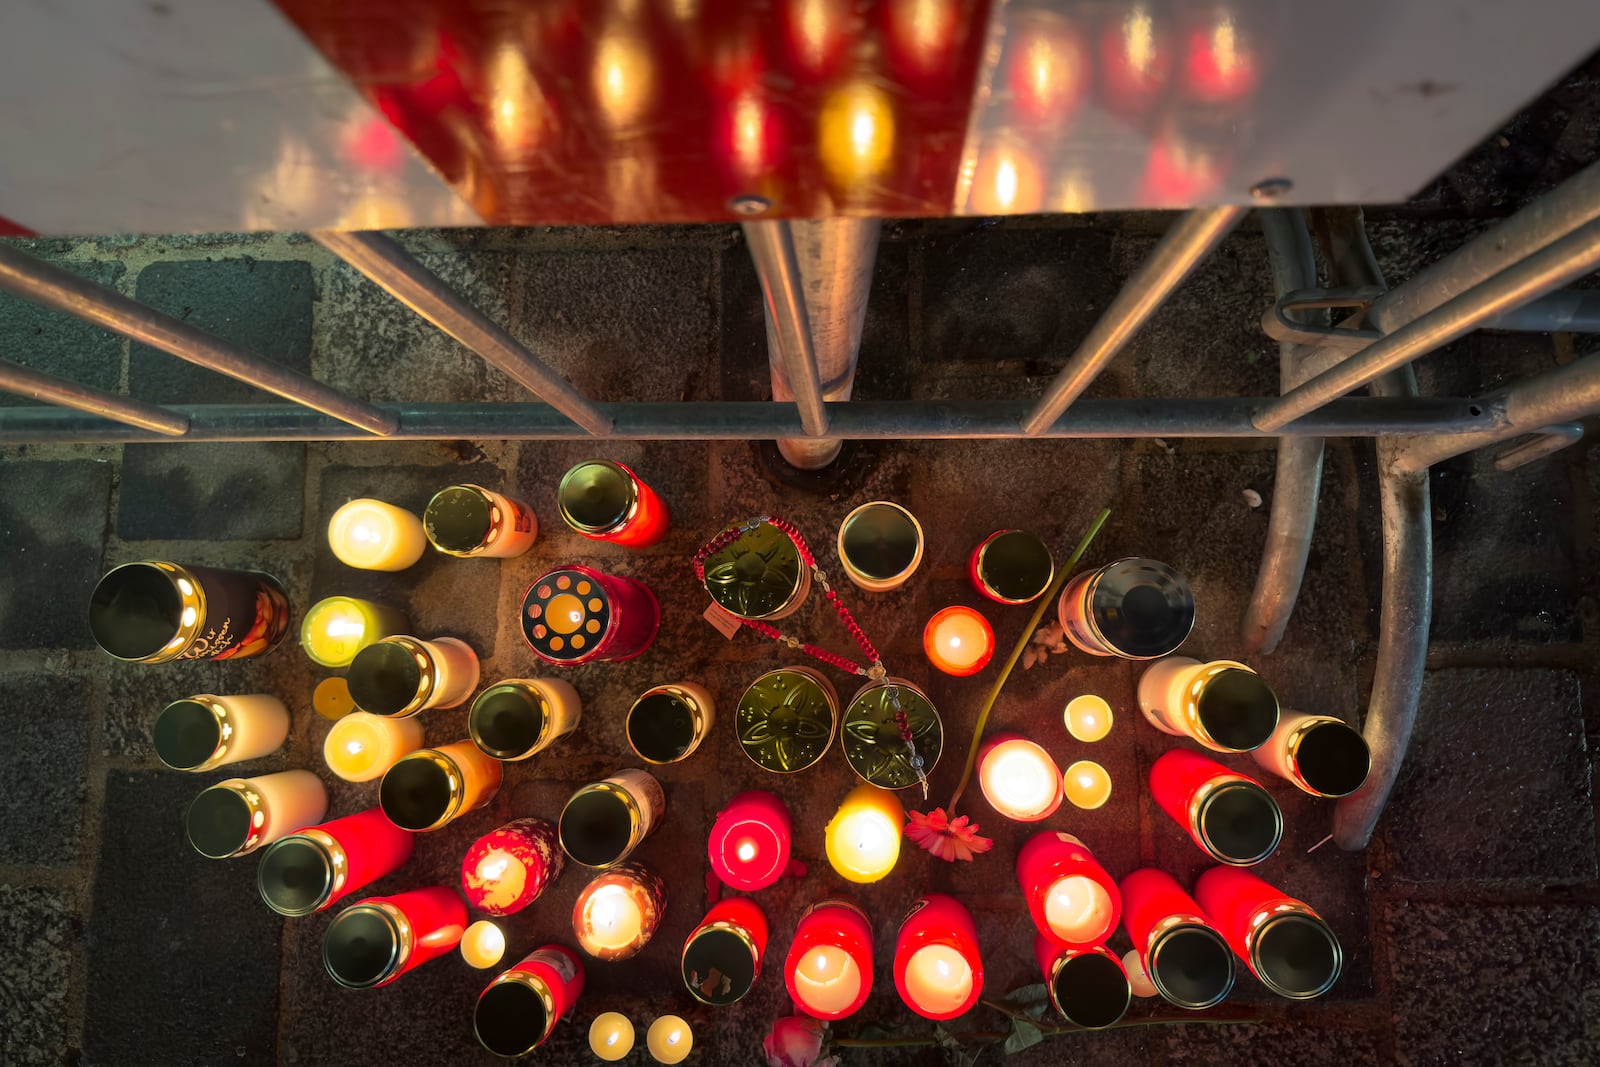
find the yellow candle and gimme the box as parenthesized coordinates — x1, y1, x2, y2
(313, 677, 356, 721)
(1043, 874, 1115, 943)
(793, 945, 863, 1015)
(1123, 948, 1159, 998)
(977, 738, 1061, 821)
(1063, 760, 1112, 810)
(460, 920, 506, 969)
(299, 596, 409, 668)
(903, 945, 974, 1016)
(1063, 694, 1114, 743)
(824, 783, 904, 884)
(153, 694, 289, 772)
(323, 712, 424, 782)
(544, 593, 587, 635)
(589, 1012, 635, 1062)
(327, 498, 427, 571)
(646, 1015, 693, 1065)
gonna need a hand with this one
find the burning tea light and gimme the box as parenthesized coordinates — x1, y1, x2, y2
(589, 1012, 635, 1061)
(922, 606, 996, 676)
(646, 1015, 693, 1064)
(299, 596, 409, 669)
(1064, 760, 1113, 810)
(977, 735, 1062, 821)
(786, 898, 874, 1020)
(323, 712, 423, 782)
(1016, 832, 1121, 949)
(573, 864, 665, 961)
(824, 783, 904, 884)
(461, 819, 563, 916)
(1064, 694, 1114, 743)
(327, 498, 427, 572)
(894, 894, 984, 1020)
(461, 920, 506, 969)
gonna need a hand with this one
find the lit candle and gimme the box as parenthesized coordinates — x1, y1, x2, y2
(423, 483, 538, 558)
(1193, 866, 1343, 1001)
(1063, 760, 1113, 810)
(460, 920, 506, 969)
(1118, 867, 1235, 1009)
(977, 735, 1062, 821)
(461, 818, 564, 916)
(299, 596, 409, 668)
(1063, 694, 1114, 743)
(646, 1015, 693, 1065)
(707, 791, 791, 892)
(1016, 831, 1121, 949)
(557, 460, 671, 548)
(326, 498, 427, 572)
(1123, 949, 1160, 999)
(185, 770, 327, 859)
(323, 711, 424, 782)
(1137, 656, 1280, 752)
(837, 501, 924, 592)
(468, 678, 582, 761)
(1035, 935, 1131, 1029)
(313, 677, 356, 721)
(347, 635, 480, 717)
(323, 886, 468, 989)
(682, 897, 768, 1006)
(589, 1012, 635, 1062)
(1251, 709, 1371, 798)
(257, 807, 414, 916)
(1059, 557, 1194, 659)
(968, 529, 1054, 604)
(823, 783, 904, 884)
(380, 740, 504, 832)
(474, 946, 586, 1055)
(894, 894, 983, 1020)
(573, 863, 666, 961)
(522, 567, 662, 666)
(626, 682, 716, 765)
(786, 898, 874, 1020)
(1149, 749, 1282, 866)
(153, 693, 289, 772)
(558, 770, 665, 868)
(88, 560, 291, 663)
(922, 606, 996, 676)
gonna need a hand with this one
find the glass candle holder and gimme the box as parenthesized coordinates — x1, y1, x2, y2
(968, 529, 1054, 604)
(708, 790, 792, 892)
(327, 498, 427, 572)
(88, 561, 291, 663)
(423, 483, 538, 558)
(646, 1015, 694, 1064)
(573, 862, 667, 961)
(153, 694, 288, 772)
(1035, 935, 1131, 1029)
(700, 519, 811, 620)
(842, 679, 942, 790)
(347, 635, 480, 718)
(837, 501, 924, 592)
(468, 678, 582, 762)
(787, 898, 874, 1020)
(461, 818, 564, 916)
(1193, 866, 1343, 1001)
(1016, 831, 1122, 949)
(559, 769, 665, 868)
(682, 897, 769, 1006)
(1149, 748, 1282, 866)
(922, 606, 995, 676)
(893, 894, 984, 1020)
(558, 460, 670, 548)
(978, 735, 1063, 822)
(824, 783, 904, 884)
(1137, 656, 1279, 752)
(257, 808, 414, 917)
(380, 740, 504, 832)
(1251, 709, 1371, 798)
(1059, 557, 1194, 659)
(299, 596, 409, 669)
(589, 1012, 635, 1062)
(1118, 867, 1235, 1010)
(185, 770, 327, 859)
(323, 886, 468, 989)
(627, 682, 716, 765)
(323, 711, 424, 783)
(474, 946, 585, 1056)
(521, 566, 660, 665)
(736, 667, 840, 774)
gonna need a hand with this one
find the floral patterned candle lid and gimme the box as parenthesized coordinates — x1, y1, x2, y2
(700, 519, 810, 621)
(736, 667, 839, 773)
(843, 679, 942, 791)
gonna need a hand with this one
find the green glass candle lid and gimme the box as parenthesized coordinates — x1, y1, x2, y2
(842, 681, 943, 789)
(736, 669, 837, 773)
(702, 521, 804, 620)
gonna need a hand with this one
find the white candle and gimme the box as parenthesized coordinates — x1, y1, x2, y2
(646, 1015, 693, 1065)
(240, 770, 326, 836)
(327, 498, 427, 571)
(589, 1012, 635, 1062)
(581, 884, 644, 952)
(460, 920, 506, 969)
(978, 738, 1062, 821)
(188, 770, 328, 858)
(1063, 694, 1114, 743)
(1043, 874, 1115, 944)
(1123, 949, 1159, 998)
(1063, 760, 1112, 810)
(323, 712, 424, 782)
(792, 946, 863, 1016)
(420, 636, 481, 708)
(903, 945, 974, 1016)
(153, 694, 289, 772)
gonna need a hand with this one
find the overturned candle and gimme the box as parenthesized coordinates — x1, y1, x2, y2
(786, 898, 874, 1020)
(1251, 709, 1371, 798)
(824, 784, 903, 884)
(327, 498, 426, 572)
(1036, 935, 1131, 1029)
(1119, 867, 1235, 1010)
(1150, 748, 1282, 866)
(978, 735, 1062, 822)
(894, 894, 983, 1020)
(424, 483, 538, 558)
(154, 693, 288, 772)
(1137, 656, 1279, 752)
(380, 740, 503, 832)
(682, 897, 768, 1006)
(257, 807, 414, 917)
(474, 946, 586, 1055)
(1194, 866, 1343, 1001)
(186, 770, 327, 859)
(323, 886, 467, 989)
(348, 635, 480, 717)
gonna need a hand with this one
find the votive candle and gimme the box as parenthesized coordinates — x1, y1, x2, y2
(1035, 935, 1131, 1029)
(185, 770, 328, 859)
(573, 863, 666, 961)
(558, 769, 665, 868)
(558, 460, 671, 548)
(424, 484, 538, 558)
(1251, 709, 1371, 798)
(322, 886, 467, 989)
(824, 783, 904, 884)
(708, 790, 792, 892)
(682, 897, 768, 1006)
(838, 501, 924, 592)
(1016, 831, 1121, 949)
(646, 1015, 693, 1064)
(968, 529, 1054, 604)
(299, 596, 409, 668)
(347, 635, 480, 717)
(893, 894, 983, 1020)
(380, 740, 503, 832)
(460, 920, 506, 969)
(153, 693, 289, 772)
(1136, 656, 1279, 752)
(323, 711, 424, 782)
(1193, 866, 1343, 1001)
(589, 1012, 635, 1061)
(522, 566, 661, 666)
(1063, 694, 1114, 743)
(256, 807, 415, 916)
(922, 606, 996, 676)
(474, 946, 585, 1055)
(461, 818, 564, 916)
(1058, 557, 1194, 659)
(977, 735, 1062, 821)
(468, 678, 582, 761)
(786, 898, 874, 1020)
(1063, 760, 1113, 810)
(327, 498, 427, 571)
(1149, 748, 1282, 866)
(627, 682, 716, 765)
(1118, 867, 1235, 1010)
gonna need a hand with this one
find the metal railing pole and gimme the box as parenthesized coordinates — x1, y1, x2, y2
(1020, 206, 1247, 436)
(0, 358, 188, 435)
(741, 220, 830, 440)
(311, 231, 613, 436)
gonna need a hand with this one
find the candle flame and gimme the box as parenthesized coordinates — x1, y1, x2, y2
(344, 740, 364, 756)
(936, 958, 951, 977)
(1078, 773, 1095, 788)
(669, 1031, 681, 1045)
(736, 840, 756, 862)
(326, 618, 364, 638)
(351, 524, 381, 544)
(607, 1033, 618, 1046)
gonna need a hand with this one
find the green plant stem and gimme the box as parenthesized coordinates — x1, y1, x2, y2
(946, 507, 1111, 812)
(834, 1034, 1009, 1048)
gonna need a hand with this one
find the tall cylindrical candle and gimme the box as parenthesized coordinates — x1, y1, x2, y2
(347, 635, 480, 717)
(1251, 709, 1371, 798)
(461, 818, 564, 916)
(1059, 557, 1194, 659)
(1035, 935, 1131, 1029)
(185, 770, 327, 859)
(468, 678, 582, 761)
(522, 567, 660, 666)
(893, 894, 984, 1020)
(977, 735, 1062, 822)
(299, 596, 410, 668)
(1193, 867, 1343, 1001)
(682, 897, 768, 1006)
(824, 783, 904, 884)
(557, 460, 671, 548)
(786, 898, 874, 1020)
(968, 529, 1054, 604)
(573, 863, 667, 961)
(257, 808, 415, 916)
(837, 501, 924, 592)
(323, 712, 424, 782)
(627, 682, 716, 765)
(1118, 868, 1235, 1010)
(1137, 656, 1279, 752)
(380, 740, 504, 832)
(153, 694, 288, 772)
(88, 561, 291, 663)
(1016, 831, 1121, 949)
(424, 483, 538, 559)
(708, 790, 792, 892)
(558, 769, 666, 868)
(1149, 749, 1282, 866)
(922, 606, 995, 676)
(323, 886, 467, 989)
(327, 498, 427, 572)
(474, 946, 585, 1056)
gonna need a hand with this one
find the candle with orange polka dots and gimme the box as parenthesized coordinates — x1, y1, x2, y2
(520, 566, 660, 666)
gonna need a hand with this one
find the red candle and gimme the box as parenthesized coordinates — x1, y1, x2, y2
(922, 606, 995, 677)
(1149, 749, 1282, 866)
(967, 530, 1054, 605)
(707, 791, 792, 892)
(682, 897, 769, 1006)
(1118, 868, 1235, 1010)
(1034, 935, 1131, 1029)
(521, 566, 660, 666)
(321, 886, 467, 989)
(461, 818, 563, 916)
(474, 945, 586, 1056)
(786, 898, 874, 1020)
(557, 460, 670, 548)
(1016, 832, 1120, 950)
(1193, 867, 1343, 1000)
(893, 894, 983, 1020)
(257, 807, 414, 917)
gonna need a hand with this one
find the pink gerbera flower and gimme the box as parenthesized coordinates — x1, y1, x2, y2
(905, 808, 994, 862)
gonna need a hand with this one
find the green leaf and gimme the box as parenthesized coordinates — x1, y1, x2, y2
(1004, 1020, 1045, 1055)
(1004, 983, 1050, 1009)
(934, 1024, 963, 1052)
(853, 1022, 899, 1041)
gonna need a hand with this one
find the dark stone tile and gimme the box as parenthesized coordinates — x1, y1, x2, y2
(1384, 669, 1595, 885)
(0, 884, 75, 1067)
(0, 256, 125, 407)
(0, 459, 112, 648)
(1163, 1019, 1381, 1067)
(0, 673, 89, 865)
(85, 771, 282, 1067)
(118, 443, 306, 540)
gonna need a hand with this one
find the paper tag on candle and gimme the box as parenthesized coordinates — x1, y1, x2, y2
(703, 603, 743, 640)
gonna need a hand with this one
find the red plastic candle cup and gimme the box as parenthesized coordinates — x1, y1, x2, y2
(474, 945, 586, 1056)
(922, 606, 996, 676)
(1149, 748, 1283, 866)
(461, 818, 563, 917)
(1034, 934, 1132, 1029)
(893, 894, 984, 1020)
(682, 897, 769, 1006)
(321, 886, 468, 989)
(978, 734, 1063, 821)
(558, 460, 670, 548)
(786, 898, 874, 1020)
(707, 791, 792, 892)
(967, 530, 1054, 605)
(1016, 831, 1121, 950)
(1194, 866, 1343, 1001)
(257, 808, 414, 917)
(1118, 868, 1235, 1010)
(521, 566, 660, 666)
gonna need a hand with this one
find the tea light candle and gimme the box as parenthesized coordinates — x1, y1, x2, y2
(313, 677, 356, 720)
(589, 1012, 635, 1061)
(327, 498, 427, 571)
(977, 735, 1062, 821)
(1016, 831, 1121, 949)
(461, 818, 563, 916)
(824, 783, 904, 884)
(299, 596, 410, 668)
(153, 694, 289, 772)
(922, 606, 995, 676)
(1063, 694, 1114, 743)
(1063, 760, 1112, 810)
(461, 920, 506, 969)
(786, 898, 874, 1020)
(894, 894, 984, 1020)
(646, 1016, 693, 1064)
(573, 863, 666, 961)
(323, 712, 424, 782)
(707, 790, 791, 892)
(185, 770, 328, 859)
(1123, 949, 1160, 998)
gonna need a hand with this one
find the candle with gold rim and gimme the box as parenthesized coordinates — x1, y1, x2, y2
(327, 498, 427, 572)
(185, 770, 328, 859)
(1149, 749, 1281, 866)
(468, 678, 581, 762)
(682, 897, 768, 1006)
(300, 596, 409, 668)
(323, 711, 423, 783)
(323, 886, 468, 989)
(423, 483, 537, 559)
(256, 808, 413, 917)
(347, 635, 480, 718)
(473, 946, 586, 1055)
(1035, 936, 1131, 1029)
(559, 770, 665, 868)
(1063, 760, 1113, 810)
(558, 460, 670, 548)
(153, 693, 289, 772)
(573, 863, 666, 961)
(380, 740, 503, 832)
(1137, 656, 1279, 752)
(824, 783, 903, 884)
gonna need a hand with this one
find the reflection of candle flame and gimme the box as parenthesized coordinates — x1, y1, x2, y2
(994, 157, 1019, 211)
(792, 0, 837, 72)
(1211, 18, 1238, 79)
(1124, 8, 1155, 74)
(594, 33, 653, 129)
(731, 91, 766, 176)
(820, 80, 894, 190)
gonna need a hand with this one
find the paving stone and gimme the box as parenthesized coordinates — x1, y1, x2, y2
(0, 672, 89, 865)
(0, 884, 75, 1067)
(117, 443, 307, 540)
(0, 458, 112, 648)
(1163, 1019, 1381, 1067)
(0, 255, 125, 407)
(1384, 901, 1600, 1066)
(85, 771, 282, 1067)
